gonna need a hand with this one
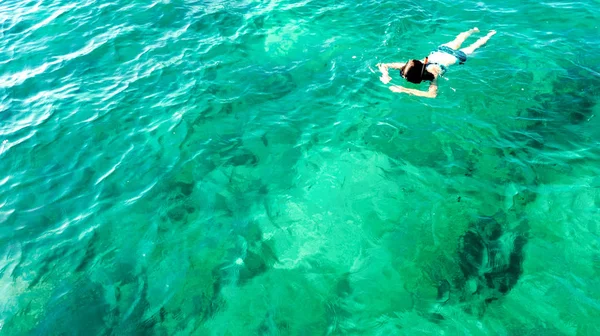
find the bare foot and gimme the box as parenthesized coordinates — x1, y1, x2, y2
(488, 30, 497, 36)
(472, 27, 480, 33)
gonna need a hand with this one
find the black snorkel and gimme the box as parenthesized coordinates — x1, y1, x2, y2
(420, 57, 429, 79)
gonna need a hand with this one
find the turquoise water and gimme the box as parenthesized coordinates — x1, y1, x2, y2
(1, 0, 600, 334)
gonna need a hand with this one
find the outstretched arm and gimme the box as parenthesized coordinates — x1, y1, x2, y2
(389, 78, 438, 98)
(377, 62, 405, 84)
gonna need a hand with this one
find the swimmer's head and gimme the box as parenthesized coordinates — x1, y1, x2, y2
(400, 59, 434, 84)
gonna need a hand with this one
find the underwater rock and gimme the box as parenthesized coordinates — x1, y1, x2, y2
(212, 223, 278, 288)
(32, 279, 120, 335)
(75, 231, 99, 273)
(238, 240, 278, 285)
(535, 92, 595, 126)
(526, 67, 599, 128)
(436, 280, 451, 304)
(228, 151, 258, 167)
(238, 250, 267, 285)
(253, 15, 265, 30)
(264, 21, 307, 57)
(174, 181, 194, 197)
(167, 206, 187, 222)
(429, 215, 529, 320)
(456, 216, 527, 306)
(336, 273, 352, 298)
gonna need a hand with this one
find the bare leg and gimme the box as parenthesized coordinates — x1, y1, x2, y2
(460, 30, 496, 55)
(442, 27, 480, 50)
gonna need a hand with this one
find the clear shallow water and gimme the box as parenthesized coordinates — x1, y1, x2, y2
(1, 0, 599, 334)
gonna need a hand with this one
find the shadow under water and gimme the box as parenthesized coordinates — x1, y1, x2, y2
(429, 212, 529, 319)
(523, 65, 599, 135)
(433, 63, 599, 319)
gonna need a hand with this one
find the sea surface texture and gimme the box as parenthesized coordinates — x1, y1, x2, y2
(1, 0, 599, 334)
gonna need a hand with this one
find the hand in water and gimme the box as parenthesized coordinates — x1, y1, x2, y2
(377, 63, 391, 84)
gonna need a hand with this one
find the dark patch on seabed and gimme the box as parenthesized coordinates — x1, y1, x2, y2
(433, 213, 530, 319)
(459, 216, 527, 299)
(523, 66, 599, 133)
(432, 64, 600, 319)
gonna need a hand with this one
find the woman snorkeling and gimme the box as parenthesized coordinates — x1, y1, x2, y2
(377, 28, 496, 98)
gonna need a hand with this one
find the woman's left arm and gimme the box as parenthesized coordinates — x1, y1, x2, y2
(389, 78, 438, 98)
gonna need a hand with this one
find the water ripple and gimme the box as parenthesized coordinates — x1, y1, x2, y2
(0, 0, 599, 334)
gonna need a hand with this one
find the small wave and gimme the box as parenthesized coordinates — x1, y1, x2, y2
(94, 144, 134, 185)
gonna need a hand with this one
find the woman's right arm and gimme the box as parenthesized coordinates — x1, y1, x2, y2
(377, 63, 405, 84)
(382, 63, 406, 69)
